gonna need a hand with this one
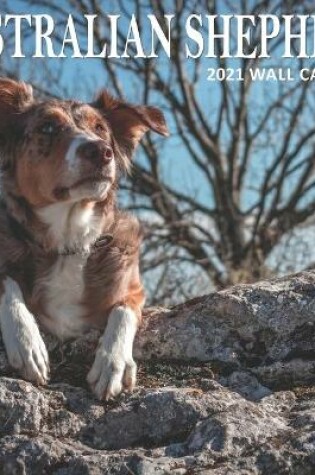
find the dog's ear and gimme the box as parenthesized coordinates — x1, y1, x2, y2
(0, 79, 33, 161)
(0, 78, 33, 119)
(93, 90, 169, 163)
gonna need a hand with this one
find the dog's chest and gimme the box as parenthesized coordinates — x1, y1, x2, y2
(41, 254, 89, 339)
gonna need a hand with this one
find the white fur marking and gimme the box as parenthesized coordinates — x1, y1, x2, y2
(37, 202, 102, 252)
(87, 306, 138, 400)
(41, 254, 88, 340)
(65, 134, 98, 170)
(0, 277, 49, 384)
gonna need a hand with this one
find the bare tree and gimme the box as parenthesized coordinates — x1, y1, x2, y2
(1, 0, 315, 303)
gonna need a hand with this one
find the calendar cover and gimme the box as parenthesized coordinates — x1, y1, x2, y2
(0, 1, 314, 473)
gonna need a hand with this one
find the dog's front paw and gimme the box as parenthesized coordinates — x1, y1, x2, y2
(0, 277, 50, 385)
(87, 345, 137, 401)
(3, 315, 49, 386)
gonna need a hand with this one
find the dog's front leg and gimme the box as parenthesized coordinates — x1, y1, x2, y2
(0, 277, 49, 385)
(87, 306, 138, 400)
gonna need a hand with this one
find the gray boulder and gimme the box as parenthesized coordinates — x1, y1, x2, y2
(0, 271, 315, 474)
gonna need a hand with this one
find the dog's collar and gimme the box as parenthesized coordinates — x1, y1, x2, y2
(57, 234, 113, 256)
(7, 212, 113, 257)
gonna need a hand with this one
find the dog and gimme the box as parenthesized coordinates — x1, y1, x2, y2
(0, 78, 168, 400)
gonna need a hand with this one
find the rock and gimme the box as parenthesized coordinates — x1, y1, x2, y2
(136, 270, 315, 390)
(0, 271, 315, 473)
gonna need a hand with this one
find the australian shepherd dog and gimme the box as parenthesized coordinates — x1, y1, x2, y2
(0, 78, 168, 400)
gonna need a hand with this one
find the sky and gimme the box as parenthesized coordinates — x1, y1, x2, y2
(2, 0, 315, 213)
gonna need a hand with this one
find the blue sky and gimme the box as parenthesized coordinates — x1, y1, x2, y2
(3, 1, 315, 212)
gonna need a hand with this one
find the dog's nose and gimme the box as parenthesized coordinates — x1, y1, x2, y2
(77, 140, 113, 164)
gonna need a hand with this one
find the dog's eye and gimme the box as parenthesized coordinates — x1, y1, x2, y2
(95, 122, 105, 133)
(38, 122, 56, 135)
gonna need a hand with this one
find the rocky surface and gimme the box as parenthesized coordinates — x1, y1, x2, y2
(0, 271, 315, 474)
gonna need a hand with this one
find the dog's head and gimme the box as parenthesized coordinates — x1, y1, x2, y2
(0, 78, 168, 207)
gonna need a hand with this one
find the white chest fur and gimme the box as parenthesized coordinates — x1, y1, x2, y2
(42, 254, 88, 340)
(37, 201, 102, 253)
(36, 201, 104, 340)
